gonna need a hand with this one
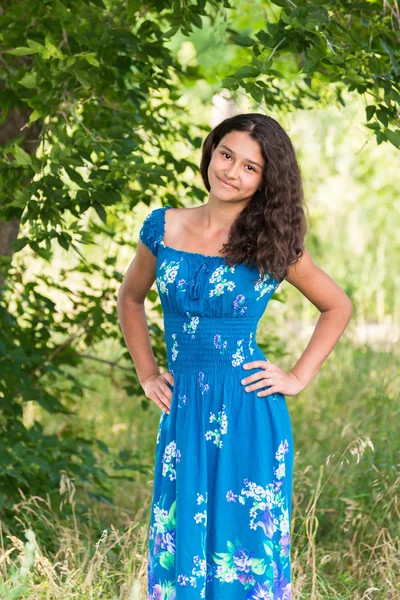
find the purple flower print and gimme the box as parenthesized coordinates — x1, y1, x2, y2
(273, 479, 284, 494)
(246, 581, 272, 599)
(226, 490, 238, 502)
(238, 571, 256, 586)
(255, 506, 275, 538)
(150, 585, 163, 600)
(198, 371, 210, 395)
(272, 560, 291, 599)
(233, 547, 255, 573)
(160, 530, 176, 554)
(233, 294, 248, 316)
(213, 333, 228, 354)
(154, 532, 162, 554)
(280, 533, 290, 557)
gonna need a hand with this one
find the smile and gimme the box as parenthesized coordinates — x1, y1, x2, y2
(218, 176, 237, 190)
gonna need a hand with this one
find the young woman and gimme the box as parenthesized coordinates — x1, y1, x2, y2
(117, 113, 353, 600)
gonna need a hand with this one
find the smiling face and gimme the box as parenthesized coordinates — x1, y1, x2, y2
(208, 130, 265, 203)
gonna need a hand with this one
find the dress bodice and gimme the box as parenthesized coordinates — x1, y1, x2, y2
(139, 205, 283, 376)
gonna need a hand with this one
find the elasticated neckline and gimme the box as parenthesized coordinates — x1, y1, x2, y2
(160, 205, 228, 260)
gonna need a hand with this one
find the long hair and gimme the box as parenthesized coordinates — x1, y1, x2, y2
(200, 113, 309, 282)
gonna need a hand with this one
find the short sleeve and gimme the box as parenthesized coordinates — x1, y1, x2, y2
(138, 207, 165, 257)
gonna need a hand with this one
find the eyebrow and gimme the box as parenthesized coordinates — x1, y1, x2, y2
(219, 145, 263, 169)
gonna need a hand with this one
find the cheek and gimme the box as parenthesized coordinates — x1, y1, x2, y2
(210, 156, 224, 171)
(243, 172, 261, 188)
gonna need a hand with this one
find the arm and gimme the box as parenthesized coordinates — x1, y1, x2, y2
(117, 239, 174, 413)
(284, 248, 353, 389)
(241, 248, 353, 397)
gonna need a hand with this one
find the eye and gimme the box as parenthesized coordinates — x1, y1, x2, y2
(221, 152, 256, 172)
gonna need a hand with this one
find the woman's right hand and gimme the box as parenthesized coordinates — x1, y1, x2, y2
(142, 371, 175, 414)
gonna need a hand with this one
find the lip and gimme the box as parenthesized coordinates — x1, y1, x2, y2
(217, 176, 238, 190)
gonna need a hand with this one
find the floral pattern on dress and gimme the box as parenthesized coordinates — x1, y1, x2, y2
(198, 371, 210, 395)
(172, 439, 291, 599)
(171, 333, 178, 361)
(233, 293, 248, 316)
(194, 491, 208, 526)
(205, 404, 228, 448)
(183, 313, 200, 339)
(248, 331, 255, 355)
(254, 272, 278, 301)
(213, 333, 228, 354)
(220, 439, 292, 598)
(232, 338, 245, 367)
(148, 496, 177, 599)
(162, 440, 181, 481)
(157, 258, 182, 295)
(140, 206, 292, 600)
(209, 264, 236, 297)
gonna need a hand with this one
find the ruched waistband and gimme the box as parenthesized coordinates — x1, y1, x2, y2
(163, 313, 266, 376)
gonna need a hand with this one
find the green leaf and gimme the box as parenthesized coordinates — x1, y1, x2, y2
(11, 237, 30, 251)
(12, 146, 32, 167)
(93, 202, 107, 223)
(18, 72, 38, 89)
(365, 105, 376, 121)
(82, 53, 101, 68)
(7, 47, 40, 56)
(233, 65, 261, 78)
(263, 540, 273, 556)
(229, 33, 255, 47)
(159, 551, 175, 570)
(252, 557, 266, 575)
(386, 129, 400, 149)
(29, 110, 41, 124)
(190, 11, 203, 29)
(255, 30, 273, 46)
(376, 109, 388, 128)
(27, 39, 46, 53)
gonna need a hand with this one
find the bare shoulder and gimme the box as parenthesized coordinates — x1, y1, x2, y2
(284, 248, 353, 312)
(165, 205, 202, 234)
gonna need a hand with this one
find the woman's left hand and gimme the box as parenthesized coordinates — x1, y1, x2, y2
(241, 360, 305, 397)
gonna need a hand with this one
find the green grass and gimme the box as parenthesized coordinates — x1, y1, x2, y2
(1, 334, 399, 599)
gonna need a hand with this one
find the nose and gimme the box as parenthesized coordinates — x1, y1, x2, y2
(224, 165, 240, 181)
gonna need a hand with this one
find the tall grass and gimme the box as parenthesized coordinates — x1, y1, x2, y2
(1, 333, 398, 599)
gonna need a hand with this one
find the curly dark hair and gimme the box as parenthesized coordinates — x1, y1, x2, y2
(199, 113, 309, 283)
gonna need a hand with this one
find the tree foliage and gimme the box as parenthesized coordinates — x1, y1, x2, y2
(0, 0, 399, 526)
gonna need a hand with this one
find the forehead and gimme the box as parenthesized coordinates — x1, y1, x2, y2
(218, 131, 264, 164)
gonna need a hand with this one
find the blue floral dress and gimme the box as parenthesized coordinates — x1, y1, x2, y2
(139, 205, 294, 600)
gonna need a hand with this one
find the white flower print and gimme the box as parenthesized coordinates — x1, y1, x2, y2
(194, 510, 207, 526)
(254, 271, 277, 301)
(226, 439, 290, 532)
(197, 492, 208, 505)
(157, 258, 181, 295)
(248, 331, 255, 355)
(232, 338, 245, 367)
(209, 264, 236, 297)
(205, 404, 228, 448)
(183, 314, 200, 339)
(171, 333, 178, 361)
(162, 440, 181, 481)
(178, 554, 208, 598)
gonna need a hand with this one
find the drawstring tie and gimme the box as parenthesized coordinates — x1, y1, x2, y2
(190, 261, 208, 299)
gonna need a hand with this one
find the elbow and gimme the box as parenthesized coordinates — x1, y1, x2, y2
(344, 297, 353, 322)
